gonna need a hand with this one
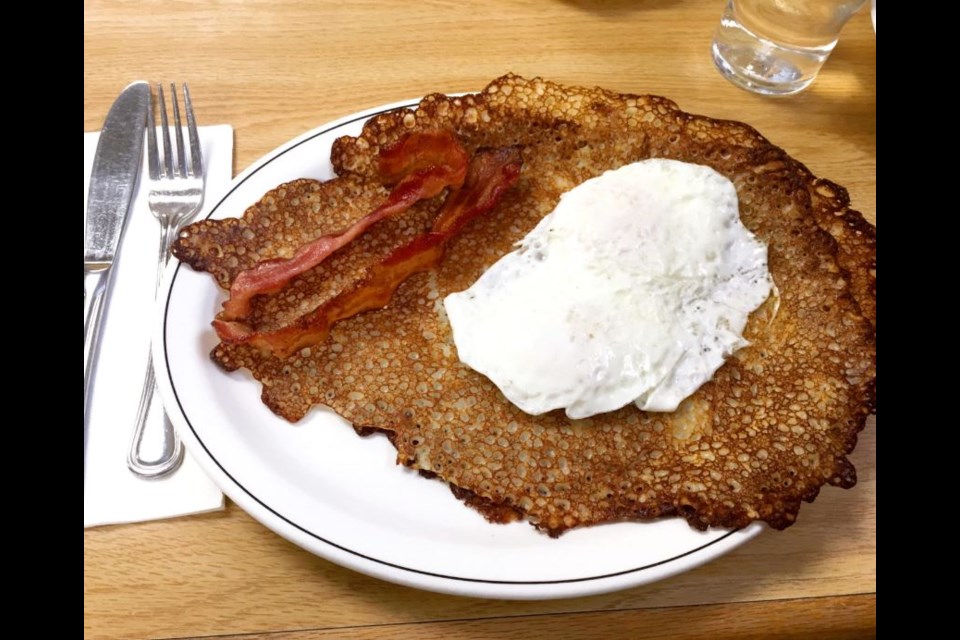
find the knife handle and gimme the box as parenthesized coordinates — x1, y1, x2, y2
(84, 265, 111, 416)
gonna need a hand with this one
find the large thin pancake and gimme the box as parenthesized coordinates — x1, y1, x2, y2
(173, 75, 876, 534)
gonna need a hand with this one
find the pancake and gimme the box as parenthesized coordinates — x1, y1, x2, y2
(173, 74, 876, 535)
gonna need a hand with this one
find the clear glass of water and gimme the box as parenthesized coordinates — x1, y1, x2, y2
(711, 0, 867, 96)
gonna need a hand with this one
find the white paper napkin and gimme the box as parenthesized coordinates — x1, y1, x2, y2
(84, 125, 232, 528)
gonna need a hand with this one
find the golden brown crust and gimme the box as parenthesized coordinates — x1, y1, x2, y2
(174, 74, 876, 535)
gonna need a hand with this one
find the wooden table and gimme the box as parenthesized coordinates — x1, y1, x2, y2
(84, 1, 876, 638)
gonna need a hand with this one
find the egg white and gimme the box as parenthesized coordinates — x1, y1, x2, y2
(444, 159, 772, 419)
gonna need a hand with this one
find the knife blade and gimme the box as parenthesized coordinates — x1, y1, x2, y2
(84, 81, 150, 471)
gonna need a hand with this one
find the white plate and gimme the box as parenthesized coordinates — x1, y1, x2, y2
(154, 99, 762, 600)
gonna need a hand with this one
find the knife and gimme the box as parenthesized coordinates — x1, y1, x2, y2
(84, 81, 150, 467)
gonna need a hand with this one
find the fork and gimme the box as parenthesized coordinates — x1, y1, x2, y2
(127, 83, 205, 478)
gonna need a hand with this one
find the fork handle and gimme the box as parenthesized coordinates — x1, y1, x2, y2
(84, 264, 111, 473)
(128, 353, 184, 477)
(127, 218, 184, 478)
(159, 220, 179, 273)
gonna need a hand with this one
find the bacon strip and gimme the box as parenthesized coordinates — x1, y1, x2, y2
(214, 146, 523, 358)
(377, 130, 469, 186)
(218, 131, 469, 321)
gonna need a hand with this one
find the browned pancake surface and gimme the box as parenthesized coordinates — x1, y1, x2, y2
(173, 75, 876, 535)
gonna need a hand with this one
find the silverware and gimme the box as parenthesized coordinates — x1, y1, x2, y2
(127, 83, 205, 478)
(84, 81, 151, 474)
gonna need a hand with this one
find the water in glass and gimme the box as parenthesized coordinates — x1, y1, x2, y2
(712, 0, 866, 96)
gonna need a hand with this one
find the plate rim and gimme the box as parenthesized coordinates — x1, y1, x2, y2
(154, 98, 763, 600)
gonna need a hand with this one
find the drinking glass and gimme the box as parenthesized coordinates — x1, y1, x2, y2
(711, 0, 867, 96)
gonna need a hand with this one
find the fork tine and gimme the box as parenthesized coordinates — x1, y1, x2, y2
(170, 83, 187, 179)
(157, 83, 174, 178)
(146, 89, 160, 181)
(183, 84, 203, 179)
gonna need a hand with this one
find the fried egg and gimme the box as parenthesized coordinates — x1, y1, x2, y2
(444, 159, 772, 419)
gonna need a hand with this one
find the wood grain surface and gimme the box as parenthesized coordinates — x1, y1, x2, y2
(83, 1, 877, 638)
